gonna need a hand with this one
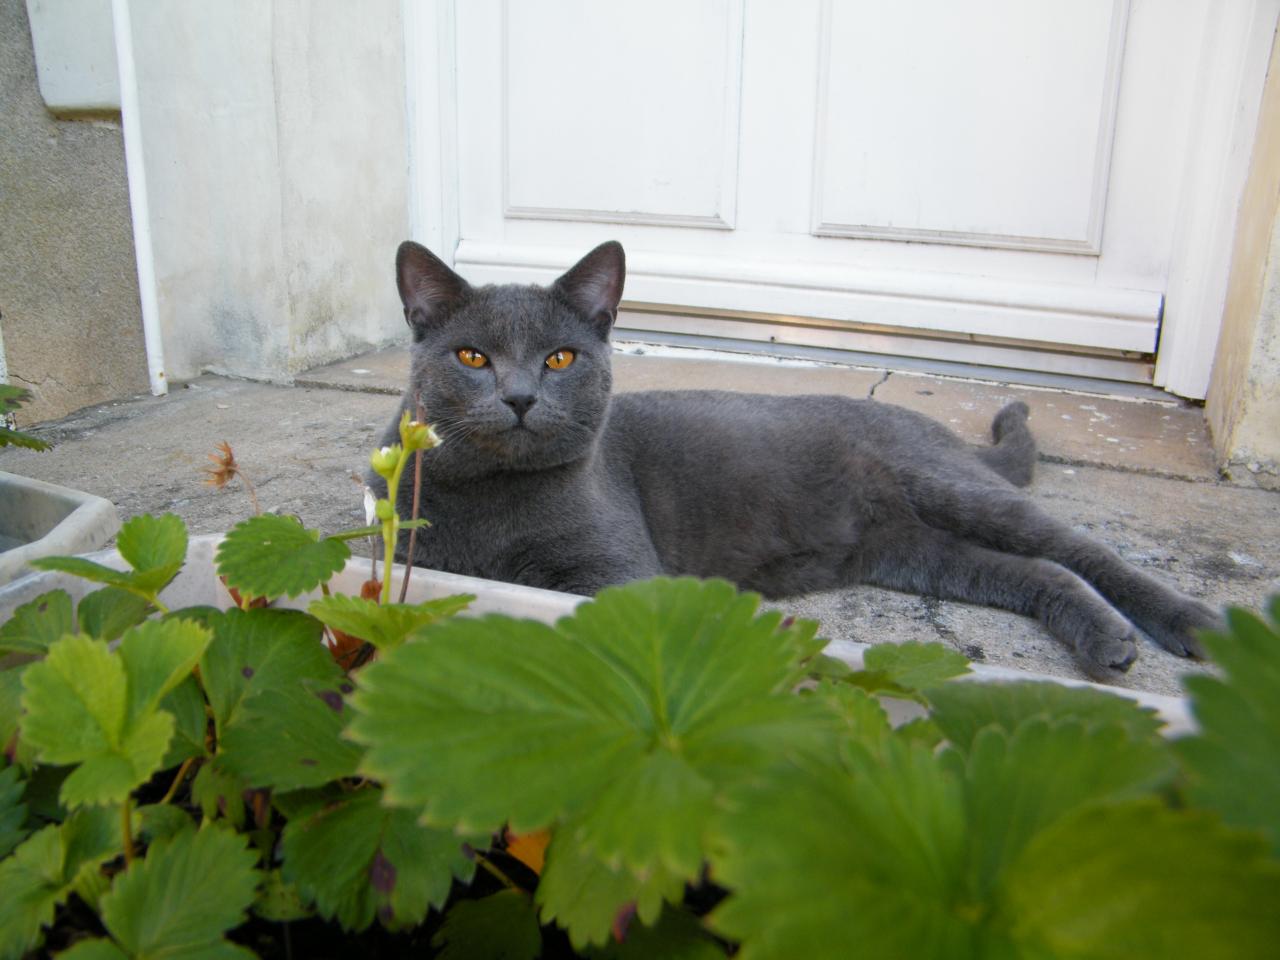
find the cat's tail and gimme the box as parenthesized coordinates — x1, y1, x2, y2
(977, 401, 1036, 487)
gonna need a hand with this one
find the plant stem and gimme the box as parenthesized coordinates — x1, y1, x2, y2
(121, 797, 136, 866)
(239, 472, 262, 516)
(159, 757, 196, 805)
(378, 451, 412, 606)
(398, 402, 427, 603)
(473, 850, 521, 892)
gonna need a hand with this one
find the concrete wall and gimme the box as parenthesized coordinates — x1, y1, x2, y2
(126, 0, 411, 382)
(0, 0, 149, 425)
(1207, 25, 1280, 489)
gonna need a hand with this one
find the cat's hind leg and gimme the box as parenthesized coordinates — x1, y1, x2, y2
(975, 401, 1036, 487)
(910, 482, 1218, 658)
(856, 525, 1140, 680)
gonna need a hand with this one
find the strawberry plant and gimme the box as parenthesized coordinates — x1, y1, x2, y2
(0, 413, 1277, 958)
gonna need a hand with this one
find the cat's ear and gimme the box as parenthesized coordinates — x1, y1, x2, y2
(396, 241, 471, 337)
(553, 241, 625, 335)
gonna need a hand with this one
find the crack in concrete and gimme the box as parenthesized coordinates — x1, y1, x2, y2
(868, 371, 891, 398)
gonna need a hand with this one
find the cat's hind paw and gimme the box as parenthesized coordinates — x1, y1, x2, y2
(1141, 599, 1220, 660)
(1076, 631, 1139, 680)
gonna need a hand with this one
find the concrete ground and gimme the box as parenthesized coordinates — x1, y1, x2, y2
(3, 344, 1277, 696)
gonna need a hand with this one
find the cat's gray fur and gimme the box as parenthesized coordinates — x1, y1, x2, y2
(373, 240, 1219, 679)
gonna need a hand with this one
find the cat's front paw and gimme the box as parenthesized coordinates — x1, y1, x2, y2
(1076, 629, 1139, 680)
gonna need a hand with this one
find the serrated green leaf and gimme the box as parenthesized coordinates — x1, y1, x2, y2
(0, 427, 51, 451)
(21, 623, 209, 808)
(812, 681, 891, 749)
(998, 802, 1280, 958)
(349, 579, 837, 886)
(0, 384, 32, 413)
(191, 762, 247, 829)
(115, 513, 187, 587)
(0, 590, 74, 655)
(710, 740, 970, 960)
(0, 806, 120, 959)
(97, 826, 259, 959)
(845, 641, 970, 698)
(117, 619, 211, 728)
(1176, 603, 1280, 856)
(537, 826, 685, 951)
(28, 555, 135, 591)
(926, 680, 1164, 752)
(217, 678, 362, 791)
(281, 787, 476, 932)
(137, 803, 195, 844)
(589, 906, 726, 960)
(215, 514, 350, 599)
(308, 593, 474, 650)
(956, 720, 1174, 902)
(432, 890, 542, 960)
(199, 608, 336, 735)
(77, 588, 153, 644)
(0, 764, 28, 858)
(159, 675, 207, 769)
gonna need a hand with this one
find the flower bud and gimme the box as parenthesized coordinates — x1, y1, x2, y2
(374, 497, 395, 522)
(399, 412, 442, 452)
(369, 445, 401, 480)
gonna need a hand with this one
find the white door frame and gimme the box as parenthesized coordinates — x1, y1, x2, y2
(404, 0, 1280, 399)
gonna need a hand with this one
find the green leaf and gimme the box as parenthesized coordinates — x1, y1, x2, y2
(137, 803, 195, 844)
(255, 869, 313, 923)
(811, 681, 891, 751)
(1, 667, 36, 768)
(1176, 602, 1280, 856)
(217, 678, 362, 791)
(537, 826, 685, 951)
(844, 641, 970, 698)
(0, 590, 74, 655)
(0, 764, 29, 858)
(0, 806, 120, 959)
(57, 939, 128, 960)
(432, 890, 542, 960)
(21, 621, 210, 807)
(199, 608, 336, 735)
(0, 427, 51, 451)
(956, 720, 1174, 902)
(29, 514, 188, 601)
(926, 680, 1164, 753)
(216, 514, 350, 599)
(308, 593, 474, 650)
(589, 907, 726, 959)
(998, 802, 1280, 958)
(191, 763, 247, 829)
(77, 588, 153, 643)
(709, 741, 970, 960)
(97, 826, 260, 959)
(159, 675, 208, 768)
(115, 513, 188, 586)
(280, 787, 476, 932)
(349, 579, 836, 881)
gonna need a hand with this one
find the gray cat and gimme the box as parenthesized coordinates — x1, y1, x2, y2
(373, 240, 1218, 679)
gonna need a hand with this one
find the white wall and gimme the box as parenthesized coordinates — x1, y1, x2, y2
(124, 0, 411, 382)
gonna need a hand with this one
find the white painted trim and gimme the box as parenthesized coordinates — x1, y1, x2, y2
(1157, 0, 1280, 399)
(110, 0, 165, 397)
(499, 0, 745, 230)
(403, 0, 460, 264)
(454, 239, 1162, 353)
(809, 0, 1131, 255)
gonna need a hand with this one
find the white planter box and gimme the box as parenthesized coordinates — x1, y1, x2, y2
(0, 534, 1194, 735)
(0, 471, 120, 586)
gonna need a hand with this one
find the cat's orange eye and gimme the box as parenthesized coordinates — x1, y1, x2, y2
(457, 348, 489, 368)
(545, 349, 576, 371)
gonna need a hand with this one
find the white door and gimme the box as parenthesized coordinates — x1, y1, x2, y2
(407, 0, 1279, 396)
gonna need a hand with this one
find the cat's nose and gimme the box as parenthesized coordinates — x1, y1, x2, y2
(503, 392, 537, 418)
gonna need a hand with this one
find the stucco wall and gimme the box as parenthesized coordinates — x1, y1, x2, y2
(126, 0, 411, 382)
(0, 0, 149, 425)
(1208, 25, 1280, 488)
